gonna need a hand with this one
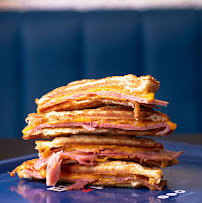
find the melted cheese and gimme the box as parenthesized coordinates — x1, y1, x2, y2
(40, 169, 46, 177)
(42, 148, 52, 158)
(64, 144, 154, 153)
(22, 125, 35, 134)
(95, 157, 109, 163)
(166, 121, 177, 130)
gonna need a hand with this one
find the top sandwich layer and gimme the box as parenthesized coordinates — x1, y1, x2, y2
(36, 74, 168, 113)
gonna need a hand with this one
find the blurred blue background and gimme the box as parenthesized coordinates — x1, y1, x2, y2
(0, 9, 202, 138)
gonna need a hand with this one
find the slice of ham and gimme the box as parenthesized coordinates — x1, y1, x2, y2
(34, 157, 48, 170)
(46, 151, 63, 186)
(149, 180, 167, 191)
(67, 91, 168, 107)
(28, 121, 172, 136)
(38, 151, 98, 186)
(35, 152, 98, 171)
(101, 175, 134, 183)
(82, 124, 96, 131)
(67, 180, 91, 190)
(68, 153, 98, 166)
(100, 149, 183, 162)
(91, 122, 171, 136)
(36, 149, 183, 172)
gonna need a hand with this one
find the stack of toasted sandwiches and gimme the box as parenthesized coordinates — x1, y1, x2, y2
(11, 75, 183, 190)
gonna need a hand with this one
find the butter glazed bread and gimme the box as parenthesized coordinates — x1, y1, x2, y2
(36, 75, 168, 113)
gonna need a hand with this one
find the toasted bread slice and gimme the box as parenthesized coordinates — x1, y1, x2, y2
(36, 75, 167, 113)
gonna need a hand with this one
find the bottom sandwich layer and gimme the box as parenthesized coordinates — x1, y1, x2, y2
(11, 159, 167, 191)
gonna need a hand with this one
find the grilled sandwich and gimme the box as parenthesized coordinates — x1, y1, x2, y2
(34, 135, 183, 170)
(11, 159, 167, 190)
(12, 134, 182, 189)
(22, 106, 176, 140)
(11, 74, 182, 191)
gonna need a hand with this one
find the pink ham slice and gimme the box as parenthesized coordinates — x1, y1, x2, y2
(34, 157, 48, 170)
(81, 124, 96, 131)
(68, 153, 98, 166)
(91, 122, 171, 136)
(37, 149, 183, 169)
(46, 151, 63, 186)
(28, 121, 172, 136)
(34, 152, 98, 170)
(37, 151, 98, 186)
(100, 149, 184, 162)
(67, 180, 92, 190)
(67, 91, 168, 107)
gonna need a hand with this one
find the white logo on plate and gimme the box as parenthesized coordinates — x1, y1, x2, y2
(158, 190, 186, 199)
(175, 190, 186, 193)
(47, 184, 103, 192)
(166, 193, 177, 196)
(158, 195, 169, 199)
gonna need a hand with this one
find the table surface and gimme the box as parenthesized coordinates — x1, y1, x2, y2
(0, 140, 201, 203)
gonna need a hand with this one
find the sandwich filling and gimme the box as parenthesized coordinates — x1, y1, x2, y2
(35, 136, 183, 167)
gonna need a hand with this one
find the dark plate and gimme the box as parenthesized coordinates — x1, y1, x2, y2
(0, 141, 201, 203)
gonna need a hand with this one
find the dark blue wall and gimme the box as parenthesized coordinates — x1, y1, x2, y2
(0, 10, 201, 137)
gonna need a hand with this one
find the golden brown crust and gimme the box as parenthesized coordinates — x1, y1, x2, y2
(36, 75, 160, 113)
